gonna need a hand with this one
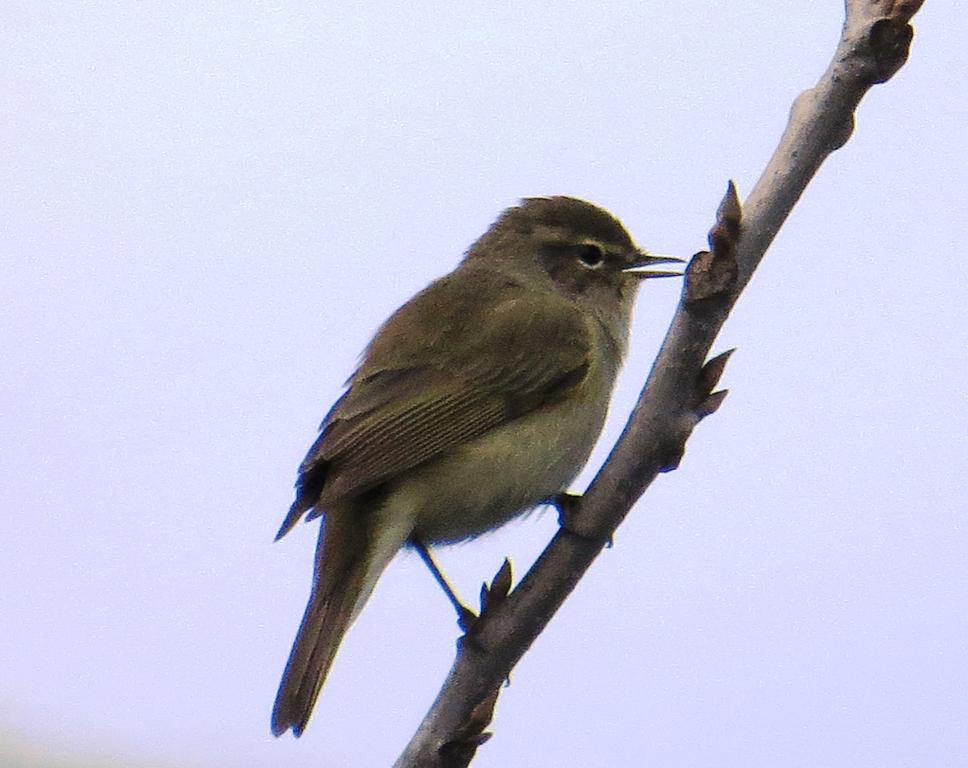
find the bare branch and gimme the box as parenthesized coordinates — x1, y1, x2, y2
(394, 2, 925, 765)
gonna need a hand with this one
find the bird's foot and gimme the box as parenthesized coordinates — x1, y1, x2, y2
(550, 492, 614, 548)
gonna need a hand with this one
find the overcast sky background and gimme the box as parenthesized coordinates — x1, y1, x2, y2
(2, 2, 966, 767)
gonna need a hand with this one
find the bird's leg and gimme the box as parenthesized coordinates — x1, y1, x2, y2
(412, 539, 478, 633)
(550, 492, 614, 548)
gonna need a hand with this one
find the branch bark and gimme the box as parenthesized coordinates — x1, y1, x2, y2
(394, 2, 925, 765)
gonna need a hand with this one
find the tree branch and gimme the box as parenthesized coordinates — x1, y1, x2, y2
(394, 2, 925, 765)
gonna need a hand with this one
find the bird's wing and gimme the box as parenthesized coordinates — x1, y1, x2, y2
(275, 270, 590, 538)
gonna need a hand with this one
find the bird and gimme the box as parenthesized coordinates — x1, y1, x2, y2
(271, 196, 680, 737)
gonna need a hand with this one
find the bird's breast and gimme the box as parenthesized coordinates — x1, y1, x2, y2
(400, 362, 616, 544)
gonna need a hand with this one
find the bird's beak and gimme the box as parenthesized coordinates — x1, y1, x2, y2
(622, 251, 685, 279)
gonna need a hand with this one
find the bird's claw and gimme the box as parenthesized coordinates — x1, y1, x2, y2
(550, 492, 614, 547)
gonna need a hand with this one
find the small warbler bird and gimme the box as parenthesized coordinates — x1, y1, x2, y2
(271, 197, 679, 737)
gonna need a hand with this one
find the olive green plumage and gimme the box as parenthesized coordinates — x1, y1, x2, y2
(271, 197, 678, 737)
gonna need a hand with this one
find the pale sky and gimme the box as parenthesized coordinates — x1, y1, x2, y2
(2, 2, 966, 767)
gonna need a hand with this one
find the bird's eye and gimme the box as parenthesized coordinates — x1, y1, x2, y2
(576, 243, 605, 269)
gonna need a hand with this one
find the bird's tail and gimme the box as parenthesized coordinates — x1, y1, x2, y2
(271, 503, 411, 737)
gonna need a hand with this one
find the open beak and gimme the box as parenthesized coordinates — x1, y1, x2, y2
(622, 251, 685, 279)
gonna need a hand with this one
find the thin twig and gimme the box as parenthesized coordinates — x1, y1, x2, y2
(395, 2, 925, 765)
